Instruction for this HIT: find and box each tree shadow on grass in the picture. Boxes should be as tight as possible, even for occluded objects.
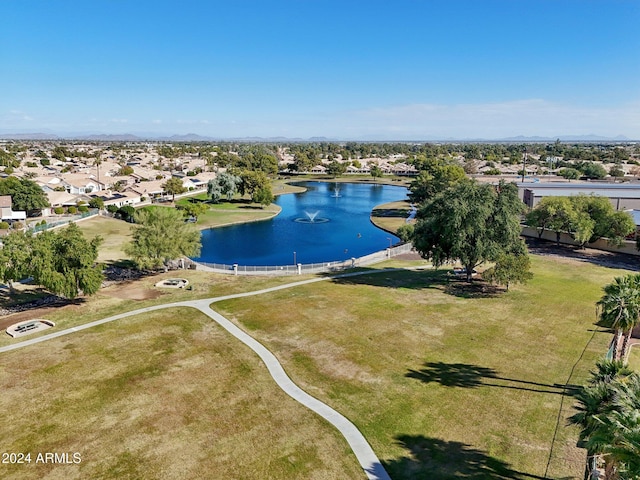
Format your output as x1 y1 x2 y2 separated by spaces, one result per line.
375 435 552 480
0 286 73 313
330 267 502 298
443 279 502 299
329 268 450 291
183 197 209 204
406 362 580 396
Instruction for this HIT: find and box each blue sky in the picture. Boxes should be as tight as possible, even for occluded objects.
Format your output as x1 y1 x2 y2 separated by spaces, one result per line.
1 0 639 139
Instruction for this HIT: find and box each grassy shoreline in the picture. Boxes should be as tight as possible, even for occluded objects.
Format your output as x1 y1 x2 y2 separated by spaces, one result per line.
79 177 411 262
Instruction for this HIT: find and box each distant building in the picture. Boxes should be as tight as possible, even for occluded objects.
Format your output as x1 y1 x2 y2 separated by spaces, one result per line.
520 182 640 210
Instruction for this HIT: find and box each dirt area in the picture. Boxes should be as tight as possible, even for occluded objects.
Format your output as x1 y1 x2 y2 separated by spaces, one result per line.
0 307 60 331
101 281 165 301
394 250 424 261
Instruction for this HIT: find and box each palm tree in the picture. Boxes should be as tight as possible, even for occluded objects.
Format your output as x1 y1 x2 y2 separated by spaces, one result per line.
593 374 640 480
570 360 634 479
597 275 640 362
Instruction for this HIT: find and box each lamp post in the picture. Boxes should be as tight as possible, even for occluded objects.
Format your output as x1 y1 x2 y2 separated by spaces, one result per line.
387 237 392 248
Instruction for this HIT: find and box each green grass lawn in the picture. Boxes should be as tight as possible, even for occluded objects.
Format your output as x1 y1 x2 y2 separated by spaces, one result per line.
78 216 133 263
77 200 281 263
0 308 363 480
0 270 314 349
1 252 629 479
213 255 624 479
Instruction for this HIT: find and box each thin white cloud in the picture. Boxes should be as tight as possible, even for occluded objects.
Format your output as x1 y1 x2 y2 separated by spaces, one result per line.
1 110 34 123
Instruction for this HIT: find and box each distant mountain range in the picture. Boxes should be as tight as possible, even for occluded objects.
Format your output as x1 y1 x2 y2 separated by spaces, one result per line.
0 132 634 143
500 134 631 142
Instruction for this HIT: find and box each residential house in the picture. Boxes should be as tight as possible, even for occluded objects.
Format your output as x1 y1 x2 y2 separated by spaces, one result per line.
60 174 105 195
0 195 27 222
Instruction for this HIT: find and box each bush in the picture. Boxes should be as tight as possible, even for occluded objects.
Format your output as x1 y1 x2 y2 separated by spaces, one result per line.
483 168 501 175
12 221 24 230
67 206 77 214
78 205 89 213
106 205 119 214
88 197 104 210
4 167 13 174
396 224 414 243
0 221 9 230
54 207 64 215
117 205 136 222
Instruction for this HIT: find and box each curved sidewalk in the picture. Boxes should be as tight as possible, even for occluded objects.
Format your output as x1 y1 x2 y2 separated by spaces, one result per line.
0 271 398 480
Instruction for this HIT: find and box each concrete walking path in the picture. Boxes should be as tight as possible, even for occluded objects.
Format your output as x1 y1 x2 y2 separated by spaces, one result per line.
0 269 407 480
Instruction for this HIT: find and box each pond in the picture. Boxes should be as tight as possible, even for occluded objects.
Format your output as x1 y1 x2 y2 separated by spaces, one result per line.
193 181 409 266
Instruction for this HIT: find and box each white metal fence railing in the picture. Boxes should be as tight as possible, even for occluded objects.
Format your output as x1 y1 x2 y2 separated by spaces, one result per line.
193 243 414 276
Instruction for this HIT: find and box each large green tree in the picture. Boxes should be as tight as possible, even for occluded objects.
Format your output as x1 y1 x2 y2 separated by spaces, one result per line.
179 202 208 221
369 165 383 181
527 195 635 248
207 172 241 203
409 164 467 204
412 180 526 282
162 177 187 202
326 160 347 177
0 176 49 215
30 223 103 299
570 195 635 246
526 197 579 245
125 207 201 269
239 170 273 204
579 162 607 180
0 231 34 293
482 253 533 291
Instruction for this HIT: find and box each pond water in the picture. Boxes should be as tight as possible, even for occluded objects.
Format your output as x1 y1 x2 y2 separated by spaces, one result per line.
193 181 408 266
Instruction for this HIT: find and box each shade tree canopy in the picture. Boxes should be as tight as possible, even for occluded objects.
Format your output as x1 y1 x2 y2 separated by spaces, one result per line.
162 177 187 201
412 180 527 282
0 176 49 215
0 224 103 299
526 195 635 247
482 253 533 291
207 171 241 203
239 170 273 206
125 207 201 269
0 230 34 293
409 163 467 204
179 201 208 221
